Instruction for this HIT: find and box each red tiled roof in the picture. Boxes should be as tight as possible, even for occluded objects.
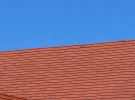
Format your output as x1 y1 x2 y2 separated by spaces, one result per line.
0 40 135 100
0 93 27 100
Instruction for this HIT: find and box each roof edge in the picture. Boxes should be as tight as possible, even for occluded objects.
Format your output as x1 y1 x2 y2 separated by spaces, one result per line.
0 39 135 53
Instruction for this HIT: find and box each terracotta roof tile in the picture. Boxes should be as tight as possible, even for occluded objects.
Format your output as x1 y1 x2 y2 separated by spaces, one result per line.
0 39 135 99
0 93 27 100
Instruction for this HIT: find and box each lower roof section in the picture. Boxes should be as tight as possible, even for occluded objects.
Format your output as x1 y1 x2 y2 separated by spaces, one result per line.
0 93 27 100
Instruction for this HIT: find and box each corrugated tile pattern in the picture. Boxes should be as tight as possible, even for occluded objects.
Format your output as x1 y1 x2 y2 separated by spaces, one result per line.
0 40 135 100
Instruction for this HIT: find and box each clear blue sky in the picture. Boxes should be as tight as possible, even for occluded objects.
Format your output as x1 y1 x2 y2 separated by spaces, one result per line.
0 0 135 51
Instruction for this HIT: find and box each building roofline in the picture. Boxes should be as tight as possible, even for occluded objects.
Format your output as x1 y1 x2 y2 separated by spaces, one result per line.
0 39 135 53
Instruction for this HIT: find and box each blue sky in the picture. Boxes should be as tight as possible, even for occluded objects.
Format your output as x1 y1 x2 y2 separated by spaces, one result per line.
0 0 135 51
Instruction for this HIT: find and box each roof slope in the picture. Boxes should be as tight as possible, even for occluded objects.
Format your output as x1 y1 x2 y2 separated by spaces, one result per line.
0 40 135 100
0 93 27 100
